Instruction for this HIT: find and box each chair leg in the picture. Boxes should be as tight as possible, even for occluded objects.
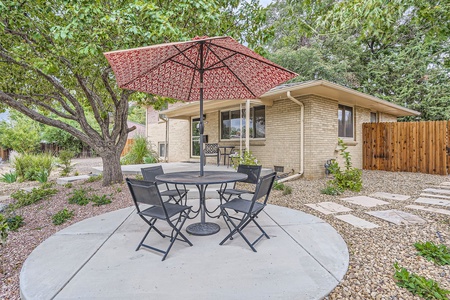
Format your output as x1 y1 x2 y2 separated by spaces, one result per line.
163 211 193 261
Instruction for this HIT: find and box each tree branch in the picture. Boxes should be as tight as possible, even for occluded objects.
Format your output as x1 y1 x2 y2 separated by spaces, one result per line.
101 67 119 107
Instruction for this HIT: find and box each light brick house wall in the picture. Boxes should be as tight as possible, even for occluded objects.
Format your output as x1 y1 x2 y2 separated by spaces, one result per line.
146 95 398 178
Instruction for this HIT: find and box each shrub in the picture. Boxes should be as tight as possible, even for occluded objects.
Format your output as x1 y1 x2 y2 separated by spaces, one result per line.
85 174 102 183
320 185 343 195
35 169 49 183
0 172 17 183
143 155 158 164
52 209 74 225
393 262 450 299
272 181 285 191
231 150 259 169
68 188 91 206
58 150 75 176
121 136 159 165
13 153 53 182
0 214 9 245
6 215 24 231
64 183 73 189
91 194 112 206
326 139 362 193
10 186 58 209
282 185 292 195
415 241 450 266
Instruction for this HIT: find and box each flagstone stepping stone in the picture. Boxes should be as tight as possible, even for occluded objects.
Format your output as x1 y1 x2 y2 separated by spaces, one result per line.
370 192 410 201
56 175 91 185
420 193 450 200
305 202 352 215
414 197 450 207
423 188 450 195
406 205 450 216
366 210 427 225
341 196 389 208
335 214 379 229
440 182 450 186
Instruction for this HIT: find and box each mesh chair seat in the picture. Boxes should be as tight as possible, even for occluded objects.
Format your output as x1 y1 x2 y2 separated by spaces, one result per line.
140 203 192 220
221 198 264 214
218 165 262 203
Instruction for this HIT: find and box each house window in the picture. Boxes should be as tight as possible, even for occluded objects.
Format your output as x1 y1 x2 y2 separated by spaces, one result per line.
370 112 378 123
220 105 265 140
158 142 166 158
338 104 353 138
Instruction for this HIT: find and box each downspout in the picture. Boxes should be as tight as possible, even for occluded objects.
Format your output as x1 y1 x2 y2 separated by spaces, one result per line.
278 91 304 183
158 114 169 162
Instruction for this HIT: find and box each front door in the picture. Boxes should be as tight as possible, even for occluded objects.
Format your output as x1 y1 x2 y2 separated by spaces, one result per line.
191 117 200 157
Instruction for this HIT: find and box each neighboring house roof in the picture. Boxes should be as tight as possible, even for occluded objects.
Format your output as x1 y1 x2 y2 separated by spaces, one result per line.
161 79 420 118
127 121 146 138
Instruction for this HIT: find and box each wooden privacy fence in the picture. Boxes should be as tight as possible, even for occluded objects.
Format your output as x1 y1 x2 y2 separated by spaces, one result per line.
363 121 450 175
121 139 134 156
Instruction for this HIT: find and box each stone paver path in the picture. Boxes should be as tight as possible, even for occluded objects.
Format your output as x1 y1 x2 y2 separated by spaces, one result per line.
366 210 427 225
341 196 389 208
406 205 450 216
305 202 352 215
414 197 450 207
423 188 450 195
370 192 410 201
334 214 379 229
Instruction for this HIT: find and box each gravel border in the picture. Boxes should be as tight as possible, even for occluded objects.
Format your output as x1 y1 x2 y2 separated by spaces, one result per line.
1 160 449 299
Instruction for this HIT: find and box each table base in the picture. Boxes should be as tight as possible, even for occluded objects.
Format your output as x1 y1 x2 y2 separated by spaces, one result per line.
186 222 220 236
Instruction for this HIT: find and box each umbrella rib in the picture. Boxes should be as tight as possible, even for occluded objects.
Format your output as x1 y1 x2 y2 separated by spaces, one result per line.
205 43 257 98
186 47 201 102
121 43 198 88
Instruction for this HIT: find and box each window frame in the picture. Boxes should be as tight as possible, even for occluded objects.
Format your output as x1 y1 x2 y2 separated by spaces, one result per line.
219 105 266 141
338 104 354 139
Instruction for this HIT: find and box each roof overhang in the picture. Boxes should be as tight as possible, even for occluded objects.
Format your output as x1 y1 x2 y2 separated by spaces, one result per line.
160 80 420 118
261 80 420 117
162 99 273 119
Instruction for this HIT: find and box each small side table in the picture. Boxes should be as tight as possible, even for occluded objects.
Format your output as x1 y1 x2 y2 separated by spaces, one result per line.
218 146 235 167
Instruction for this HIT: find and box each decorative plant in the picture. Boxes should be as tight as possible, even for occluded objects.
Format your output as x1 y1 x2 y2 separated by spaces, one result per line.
68 188 91 206
6 215 24 231
12 153 53 182
58 150 75 176
393 262 450 299
415 241 450 266
91 194 112 206
120 136 159 165
0 172 17 183
231 150 259 169
35 169 49 183
10 186 58 209
52 209 74 225
322 138 362 195
0 214 9 246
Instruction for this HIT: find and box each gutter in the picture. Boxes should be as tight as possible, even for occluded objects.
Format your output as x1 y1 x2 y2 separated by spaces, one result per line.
278 91 304 183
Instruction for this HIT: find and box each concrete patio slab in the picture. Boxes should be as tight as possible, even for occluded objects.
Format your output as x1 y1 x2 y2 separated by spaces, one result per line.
423 188 450 195
335 214 379 229
370 192 410 201
305 202 352 215
414 197 450 207
406 205 450 216
341 196 389 208
366 210 427 225
20 202 348 300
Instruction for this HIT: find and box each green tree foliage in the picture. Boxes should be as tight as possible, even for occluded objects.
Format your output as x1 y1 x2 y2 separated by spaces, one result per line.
128 104 146 125
0 0 270 186
266 0 450 120
0 111 41 153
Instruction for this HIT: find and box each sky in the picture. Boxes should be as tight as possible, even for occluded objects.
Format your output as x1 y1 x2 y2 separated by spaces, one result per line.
259 0 273 7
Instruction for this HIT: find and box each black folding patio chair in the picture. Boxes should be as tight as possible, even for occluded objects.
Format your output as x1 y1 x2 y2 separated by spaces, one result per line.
219 172 277 252
126 178 193 261
217 164 262 204
141 166 188 205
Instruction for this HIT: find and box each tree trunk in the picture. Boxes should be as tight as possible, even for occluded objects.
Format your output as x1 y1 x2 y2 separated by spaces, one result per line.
100 150 123 186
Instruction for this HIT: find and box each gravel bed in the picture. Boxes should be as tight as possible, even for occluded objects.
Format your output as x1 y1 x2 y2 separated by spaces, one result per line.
1 160 449 299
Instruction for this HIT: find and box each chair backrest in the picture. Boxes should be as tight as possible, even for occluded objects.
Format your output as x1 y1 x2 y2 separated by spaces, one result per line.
204 143 219 154
252 172 277 205
126 178 164 210
141 166 164 183
237 164 262 184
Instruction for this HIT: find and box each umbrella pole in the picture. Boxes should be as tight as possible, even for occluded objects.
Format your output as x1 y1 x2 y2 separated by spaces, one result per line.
199 42 205 176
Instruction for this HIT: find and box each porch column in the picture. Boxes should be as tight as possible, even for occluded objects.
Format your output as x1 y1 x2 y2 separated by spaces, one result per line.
246 100 250 151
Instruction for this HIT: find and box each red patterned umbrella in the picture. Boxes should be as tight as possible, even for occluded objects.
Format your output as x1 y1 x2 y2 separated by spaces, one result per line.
104 36 297 175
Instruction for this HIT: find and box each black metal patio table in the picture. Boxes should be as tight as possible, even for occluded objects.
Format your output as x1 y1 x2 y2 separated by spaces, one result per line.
155 171 247 236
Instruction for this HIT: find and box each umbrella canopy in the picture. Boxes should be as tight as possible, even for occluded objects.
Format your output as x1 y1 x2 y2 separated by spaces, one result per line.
104 36 297 175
